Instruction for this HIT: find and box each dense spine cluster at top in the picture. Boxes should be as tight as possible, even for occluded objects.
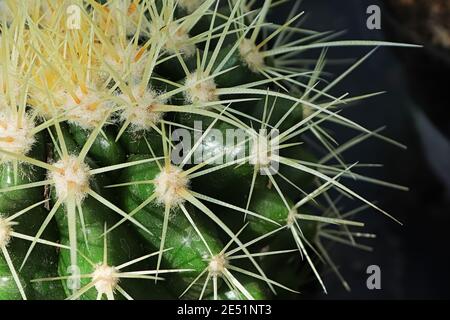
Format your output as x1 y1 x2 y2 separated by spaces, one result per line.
0 0 415 300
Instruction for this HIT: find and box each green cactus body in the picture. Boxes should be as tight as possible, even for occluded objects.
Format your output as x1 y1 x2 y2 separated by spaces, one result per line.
0 205 66 300
68 124 126 167
120 155 224 297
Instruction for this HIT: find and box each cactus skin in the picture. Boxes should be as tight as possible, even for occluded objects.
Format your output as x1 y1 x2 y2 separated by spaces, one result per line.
0 0 414 300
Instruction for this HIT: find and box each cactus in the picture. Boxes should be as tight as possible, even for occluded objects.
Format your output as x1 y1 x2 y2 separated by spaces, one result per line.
0 0 417 300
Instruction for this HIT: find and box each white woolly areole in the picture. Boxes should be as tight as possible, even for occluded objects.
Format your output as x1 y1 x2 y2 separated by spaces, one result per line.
0 217 12 247
149 21 195 57
92 264 119 294
0 112 36 161
239 38 265 73
153 166 189 207
208 254 227 277
286 208 297 227
184 72 218 103
250 134 272 168
103 44 147 83
178 0 205 13
63 87 113 129
119 86 166 131
49 156 91 203
29 86 67 118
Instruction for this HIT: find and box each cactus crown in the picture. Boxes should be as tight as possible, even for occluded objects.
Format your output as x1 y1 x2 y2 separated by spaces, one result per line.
0 217 12 247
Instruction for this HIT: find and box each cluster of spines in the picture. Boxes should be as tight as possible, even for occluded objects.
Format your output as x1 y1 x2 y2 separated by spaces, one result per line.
0 0 416 300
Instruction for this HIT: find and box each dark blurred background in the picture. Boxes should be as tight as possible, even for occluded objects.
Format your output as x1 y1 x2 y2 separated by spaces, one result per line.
270 0 450 299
